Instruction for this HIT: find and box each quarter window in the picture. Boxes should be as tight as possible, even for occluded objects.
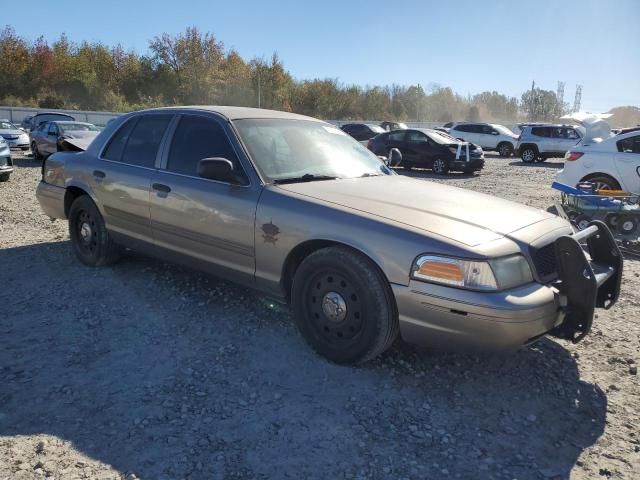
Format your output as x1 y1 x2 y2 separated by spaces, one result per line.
166 115 239 177
617 135 640 154
102 118 137 161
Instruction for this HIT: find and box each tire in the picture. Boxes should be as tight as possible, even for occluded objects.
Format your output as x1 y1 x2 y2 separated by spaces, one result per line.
616 215 638 235
498 142 513 157
0 173 10 182
432 158 450 175
520 147 537 163
68 195 120 267
291 246 398 364
573 214 591 231
31 142 42 161
605 213 620 230
581 175 621 192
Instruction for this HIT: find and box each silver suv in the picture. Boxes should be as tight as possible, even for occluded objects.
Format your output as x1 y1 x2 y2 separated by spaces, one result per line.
516 124 582 163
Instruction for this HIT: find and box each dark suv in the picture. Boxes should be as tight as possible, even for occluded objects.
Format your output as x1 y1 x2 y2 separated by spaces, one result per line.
368 128 484 174
516 124 582 163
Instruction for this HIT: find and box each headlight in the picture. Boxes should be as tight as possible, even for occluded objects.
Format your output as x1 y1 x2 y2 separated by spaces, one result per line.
411 254 533 291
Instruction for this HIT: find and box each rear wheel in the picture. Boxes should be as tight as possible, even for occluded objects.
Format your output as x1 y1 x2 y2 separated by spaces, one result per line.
68 195 120 267
498 142 513 157
432 158 450 175
581 175 621 192
0 173 10 182
520 147 537 163
291 246 398 364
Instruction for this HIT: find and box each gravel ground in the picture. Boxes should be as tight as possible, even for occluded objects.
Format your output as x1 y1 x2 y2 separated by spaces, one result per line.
1 151 639 480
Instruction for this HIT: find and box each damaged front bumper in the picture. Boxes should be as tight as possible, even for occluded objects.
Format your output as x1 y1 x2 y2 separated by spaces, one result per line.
392 220 622 350
548 220 622 343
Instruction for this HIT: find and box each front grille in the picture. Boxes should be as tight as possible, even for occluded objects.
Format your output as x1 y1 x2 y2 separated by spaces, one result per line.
2 135 19 140
531 243 558 279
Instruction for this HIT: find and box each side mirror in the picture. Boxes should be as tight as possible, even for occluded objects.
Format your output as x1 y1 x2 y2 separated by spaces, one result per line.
387 148 402 167
197 157 235 182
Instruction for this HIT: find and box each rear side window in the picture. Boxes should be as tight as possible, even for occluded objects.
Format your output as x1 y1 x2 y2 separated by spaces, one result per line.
166 115 239 176
406 131 428 143
617 135 640 154
121 114 173 168
531 127 550 137
102 118 137 161
389 131 405 141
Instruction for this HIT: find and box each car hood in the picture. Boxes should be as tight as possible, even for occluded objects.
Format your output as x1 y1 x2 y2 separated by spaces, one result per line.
276 175 555 247
0 129 26 136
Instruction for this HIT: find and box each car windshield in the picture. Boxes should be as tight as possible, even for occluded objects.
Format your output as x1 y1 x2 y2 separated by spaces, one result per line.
58 123 100 133
0 121 19 130
234 119 392 182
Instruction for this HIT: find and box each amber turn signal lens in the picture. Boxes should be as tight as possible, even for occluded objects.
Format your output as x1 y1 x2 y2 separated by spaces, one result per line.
416 261 464 283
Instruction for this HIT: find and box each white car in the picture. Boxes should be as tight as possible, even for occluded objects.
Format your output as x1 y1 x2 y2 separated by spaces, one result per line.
0 119 30 150
555 130 640 193
447 122 519 157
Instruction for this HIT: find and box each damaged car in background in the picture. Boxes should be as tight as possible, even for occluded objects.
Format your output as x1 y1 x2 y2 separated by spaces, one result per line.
30 121 101 160
36 107 622 364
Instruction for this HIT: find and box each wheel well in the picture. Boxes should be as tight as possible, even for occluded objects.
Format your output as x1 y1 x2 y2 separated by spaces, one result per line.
497 141 513 149
64 186 88 217
519 143 538 153
580 173 622 189
280 240 390 303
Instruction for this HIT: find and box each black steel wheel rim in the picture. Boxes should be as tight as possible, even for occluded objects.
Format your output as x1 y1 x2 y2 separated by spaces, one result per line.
305 271 364 344
75 209 98 257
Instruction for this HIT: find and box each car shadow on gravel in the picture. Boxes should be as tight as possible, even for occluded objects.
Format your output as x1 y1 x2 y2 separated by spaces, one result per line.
12 155 41 168
0 241 607 480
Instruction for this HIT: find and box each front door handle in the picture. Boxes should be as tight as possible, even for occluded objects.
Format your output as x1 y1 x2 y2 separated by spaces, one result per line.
93 170 106 181
152 183 171 194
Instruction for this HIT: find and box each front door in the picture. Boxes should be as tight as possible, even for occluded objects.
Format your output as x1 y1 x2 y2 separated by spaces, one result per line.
403 130 431 167
149 113 259 285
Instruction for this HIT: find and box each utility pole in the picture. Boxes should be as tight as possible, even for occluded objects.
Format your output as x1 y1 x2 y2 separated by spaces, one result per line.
573 85 582 113
257 67 261 109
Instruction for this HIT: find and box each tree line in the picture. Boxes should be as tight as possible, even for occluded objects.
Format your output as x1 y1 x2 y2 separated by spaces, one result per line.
1 26 567 122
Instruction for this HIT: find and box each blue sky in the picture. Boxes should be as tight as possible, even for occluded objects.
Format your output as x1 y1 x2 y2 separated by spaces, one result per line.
6 0 639 112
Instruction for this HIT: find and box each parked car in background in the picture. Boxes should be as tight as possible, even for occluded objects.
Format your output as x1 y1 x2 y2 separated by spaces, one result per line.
0 119 30 150
0 137 13 182
35 106 621 364
30 121 100 160
368 128 484 174
340 123 386 144
20 116 33 131
617 126 640 135
555 130 640 192
448 122 519 157
380 121 408 131
516 124 582 163
27 112 75 132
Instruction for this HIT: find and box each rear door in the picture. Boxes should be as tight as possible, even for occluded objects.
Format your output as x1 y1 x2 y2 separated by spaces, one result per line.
614 134 640 193
149 113 259 284
92 113 173 246
531 127 552 153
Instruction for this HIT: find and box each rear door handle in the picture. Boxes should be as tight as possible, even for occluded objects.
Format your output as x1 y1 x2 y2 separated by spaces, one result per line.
152 183 171 194
93 170 106 181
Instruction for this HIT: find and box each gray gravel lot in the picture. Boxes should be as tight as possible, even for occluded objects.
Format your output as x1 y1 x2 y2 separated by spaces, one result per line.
1 151 639 480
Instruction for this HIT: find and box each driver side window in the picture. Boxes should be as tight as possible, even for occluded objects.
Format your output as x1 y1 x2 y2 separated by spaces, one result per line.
617 135 640 154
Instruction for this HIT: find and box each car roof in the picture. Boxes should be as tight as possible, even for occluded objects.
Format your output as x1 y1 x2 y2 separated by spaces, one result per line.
33 112 74 117
140 106 322 122
51 121 92 125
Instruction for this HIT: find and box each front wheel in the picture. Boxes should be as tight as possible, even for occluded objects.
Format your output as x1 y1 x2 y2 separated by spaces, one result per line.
291 246 398 364
432 158 450 175
0 173 10 182
616 216 638 235
520 148 537 163
68 195 120 267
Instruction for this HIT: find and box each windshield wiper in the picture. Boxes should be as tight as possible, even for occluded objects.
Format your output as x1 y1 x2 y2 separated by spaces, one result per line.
273 174 338 185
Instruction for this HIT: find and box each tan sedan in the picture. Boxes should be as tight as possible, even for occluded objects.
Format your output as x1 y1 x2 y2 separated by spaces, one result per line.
36 107 622 364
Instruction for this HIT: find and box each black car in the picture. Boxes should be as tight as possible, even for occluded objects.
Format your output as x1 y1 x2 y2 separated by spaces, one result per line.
368 128 485 174
380 121 408 131
340 123 386 142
